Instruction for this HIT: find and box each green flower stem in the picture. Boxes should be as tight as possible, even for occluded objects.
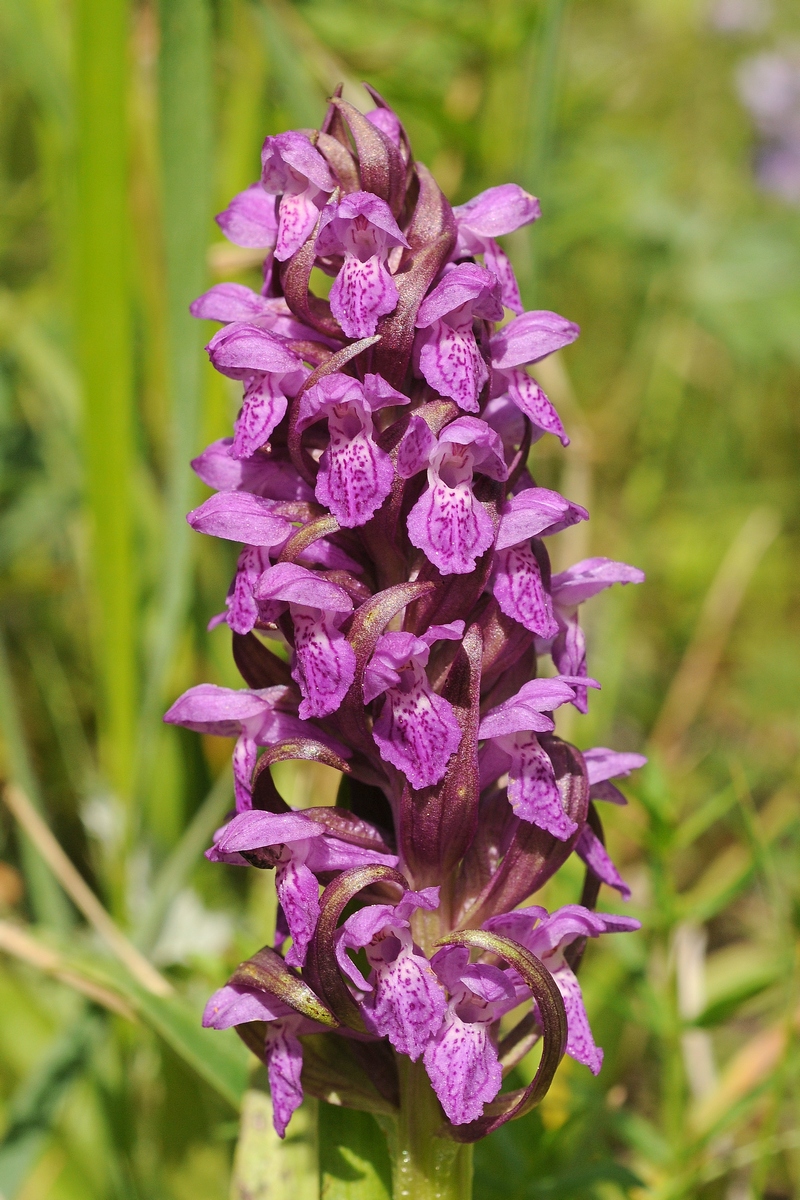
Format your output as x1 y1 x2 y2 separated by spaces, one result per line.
388 1058 472 1200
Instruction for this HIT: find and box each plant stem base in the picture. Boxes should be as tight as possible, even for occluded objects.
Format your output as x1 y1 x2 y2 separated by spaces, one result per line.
386 1057 473 1200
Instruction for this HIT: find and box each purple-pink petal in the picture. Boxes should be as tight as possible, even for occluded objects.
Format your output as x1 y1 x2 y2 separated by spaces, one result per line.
575 827 632 900
503 733 578 840
266 1023 305 1137
206 323 304 380
499 367 568 445
490 310 580 371
254 563 354 612
215 183 277 248
496 488 588 550
417 320 489 412
492 543 559 638
551 558 646 607
415 263 503 328
190 283 274 323
407 480 495 576
365 950 447 1061
329 254 399 339
291 608 357 720
551 965 603 1075
454 184 541 240
186 492 292 547
583 747 647 785
232 376 289 459
277 855 321 967
203 983 291 1029
371 674 462 789
261 132 335 196
423 1015 502 1125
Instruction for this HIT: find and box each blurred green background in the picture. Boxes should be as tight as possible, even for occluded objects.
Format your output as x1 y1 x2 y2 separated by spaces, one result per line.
0 0 798 1197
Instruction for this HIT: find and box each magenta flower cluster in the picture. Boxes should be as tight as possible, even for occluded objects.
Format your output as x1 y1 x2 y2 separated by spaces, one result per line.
165 88 645 1142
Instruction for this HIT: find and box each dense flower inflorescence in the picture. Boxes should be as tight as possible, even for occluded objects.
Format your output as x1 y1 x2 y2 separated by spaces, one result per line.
166 87 646 1143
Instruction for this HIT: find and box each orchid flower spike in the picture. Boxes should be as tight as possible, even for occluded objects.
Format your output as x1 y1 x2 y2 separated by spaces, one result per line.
171 87 645 1147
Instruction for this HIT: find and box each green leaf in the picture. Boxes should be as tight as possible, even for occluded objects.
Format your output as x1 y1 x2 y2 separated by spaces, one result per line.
319 1103 392 1200
0 1012 98 1198
231 1084 318 1200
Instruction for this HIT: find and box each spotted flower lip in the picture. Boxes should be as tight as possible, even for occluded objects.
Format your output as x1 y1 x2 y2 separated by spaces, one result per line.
297 371 407 526
335 886 445 1059
315 191 409 338
174 89 646 1144
253 563 356 720
260 131 335 261
414 263 504 412
400 415 508 576
364 623 464 789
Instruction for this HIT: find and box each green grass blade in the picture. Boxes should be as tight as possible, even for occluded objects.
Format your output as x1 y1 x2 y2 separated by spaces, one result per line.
319 1105 392 1200
135 767 233 953
75 0 137 807
0 628 70 928
135 0 213 809
0 1012 98 1199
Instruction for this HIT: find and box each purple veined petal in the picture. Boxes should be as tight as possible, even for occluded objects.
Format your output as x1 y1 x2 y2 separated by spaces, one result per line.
490 310 580 371
363 641 411 705
215 810 323 853
460 963 519 1014
366 106 403 146
164 683 286 735
492 543 559 638
393 885 441 923
496 487 588 550
202 983 292 1029
481 905 548 944
590 780 628 806
371 670 462 790
499 367 568 445
429 944 471 993
329 254 400 339
191 439 314 502
190 282 274 323
206 322 303 379
362 372 409 410
396 414 437 478
482 239 524 315
255 562 354 613
261 131 335 195
266 1022 305 1137
216 183 277 248
454 184 541 240
551 965 603 1075
275 187 326 262
439 416 508 481
420 619 465 647
416 262 504 328
316 413 394 528
296 536 364 575
227 546 272 635
478 737 512 791
552 616 589 713
304 838 398 873
575 826 632 900
186 492 293 547
551 558 646 607
232 732 259 811
417 320 488 413
482 393 528 458
364 947 448 1061
583 747 648 785
315 191 409 258
502 733 578 840
423 1013 503 1125
277 853 321 967
290 607 357 720
478 677 586 739
527 904 639 957
232 376 290 460
407 480 495 576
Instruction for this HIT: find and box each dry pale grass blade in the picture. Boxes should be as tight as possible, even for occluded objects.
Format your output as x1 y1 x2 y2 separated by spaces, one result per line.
675 923 717 1102
690 1018 797 1137
0 920 136 1021
650 507 780 765
2 784 172 997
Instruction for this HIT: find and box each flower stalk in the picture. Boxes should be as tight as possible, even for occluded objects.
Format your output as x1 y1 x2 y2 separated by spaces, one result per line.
165 84 647 1198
